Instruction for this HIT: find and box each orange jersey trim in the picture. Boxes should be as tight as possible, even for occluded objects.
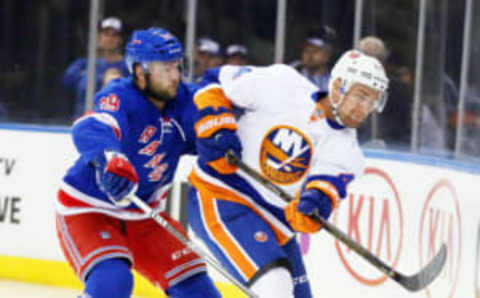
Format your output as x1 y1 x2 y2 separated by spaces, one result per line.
197 191 257 280
207 157 238 175
305 180 340 209
195 113 237 138
194 85 232 111
310 101 328 122
189 170 291 246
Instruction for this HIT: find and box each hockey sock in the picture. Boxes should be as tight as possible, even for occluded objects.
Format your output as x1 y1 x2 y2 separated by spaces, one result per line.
84 258 133 298
166 272 222 298
283 238 313 298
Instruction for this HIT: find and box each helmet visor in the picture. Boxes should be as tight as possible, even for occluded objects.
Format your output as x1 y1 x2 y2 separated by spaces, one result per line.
148 59 183 74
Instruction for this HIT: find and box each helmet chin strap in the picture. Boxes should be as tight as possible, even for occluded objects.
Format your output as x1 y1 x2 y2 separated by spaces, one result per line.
331 104 344 126
329 85 346 126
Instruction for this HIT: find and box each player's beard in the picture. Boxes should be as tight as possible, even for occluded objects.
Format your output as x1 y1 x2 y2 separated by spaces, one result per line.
145 75 178 103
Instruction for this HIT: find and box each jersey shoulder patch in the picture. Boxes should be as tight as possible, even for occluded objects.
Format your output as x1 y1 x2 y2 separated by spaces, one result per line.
94 78 136 114
98 93 121 112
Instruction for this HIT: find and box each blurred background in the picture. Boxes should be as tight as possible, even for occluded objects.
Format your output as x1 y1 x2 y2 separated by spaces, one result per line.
1 0 479 161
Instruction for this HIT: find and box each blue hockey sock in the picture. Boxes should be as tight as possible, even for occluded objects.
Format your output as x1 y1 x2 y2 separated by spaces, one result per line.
167 272 222 298
84 258 133 298
283 238 313 298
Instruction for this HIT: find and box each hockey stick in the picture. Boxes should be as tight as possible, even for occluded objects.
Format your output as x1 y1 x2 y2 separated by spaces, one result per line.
225 150 447 292
127 194 259 298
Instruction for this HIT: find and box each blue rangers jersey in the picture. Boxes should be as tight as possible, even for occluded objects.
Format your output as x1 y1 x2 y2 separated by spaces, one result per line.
57 77 198 220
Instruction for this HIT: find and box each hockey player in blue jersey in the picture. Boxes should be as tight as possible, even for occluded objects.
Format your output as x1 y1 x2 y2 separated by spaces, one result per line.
55 27 222 298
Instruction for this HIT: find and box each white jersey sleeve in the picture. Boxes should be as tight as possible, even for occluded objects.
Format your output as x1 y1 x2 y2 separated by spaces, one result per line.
216 65 259 110
310 128 365 179
217 64 317 112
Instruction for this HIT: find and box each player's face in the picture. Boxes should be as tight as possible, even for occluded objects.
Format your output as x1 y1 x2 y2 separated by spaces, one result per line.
147 60 182 100
338 83 381 128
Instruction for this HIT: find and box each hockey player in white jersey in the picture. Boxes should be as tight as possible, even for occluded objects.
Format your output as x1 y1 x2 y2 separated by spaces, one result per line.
187 50 389 297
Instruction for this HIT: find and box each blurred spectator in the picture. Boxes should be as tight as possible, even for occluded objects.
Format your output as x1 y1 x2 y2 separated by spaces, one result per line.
225 44 248 65
194 37 223 82
396 66 414 86
356 36 414 149
357 36 449 153
62 16 129 119
291 25 335 93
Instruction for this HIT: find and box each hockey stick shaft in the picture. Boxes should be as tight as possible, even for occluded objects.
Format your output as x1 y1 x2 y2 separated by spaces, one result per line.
127 194 259 298
225 152 397 276
226 150 446 291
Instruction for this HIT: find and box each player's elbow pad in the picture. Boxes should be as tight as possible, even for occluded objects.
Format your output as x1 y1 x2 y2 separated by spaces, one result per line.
72 119 122 162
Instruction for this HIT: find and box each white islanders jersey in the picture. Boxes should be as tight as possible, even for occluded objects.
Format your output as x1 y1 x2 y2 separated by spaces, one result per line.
196 64 365 208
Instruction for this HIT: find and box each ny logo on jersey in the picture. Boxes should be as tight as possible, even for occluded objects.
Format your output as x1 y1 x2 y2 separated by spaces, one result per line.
259 125 312 185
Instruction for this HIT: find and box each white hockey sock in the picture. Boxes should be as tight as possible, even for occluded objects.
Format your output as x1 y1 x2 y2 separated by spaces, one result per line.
250 267 294 298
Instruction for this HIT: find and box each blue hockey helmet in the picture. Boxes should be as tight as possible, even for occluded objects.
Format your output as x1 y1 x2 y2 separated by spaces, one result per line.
125 27 184 74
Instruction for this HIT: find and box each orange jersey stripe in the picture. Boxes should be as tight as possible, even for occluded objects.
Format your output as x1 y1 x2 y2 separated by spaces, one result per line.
207 157 238 175
194 85 232 111
197 191 257 280
189 170 291 246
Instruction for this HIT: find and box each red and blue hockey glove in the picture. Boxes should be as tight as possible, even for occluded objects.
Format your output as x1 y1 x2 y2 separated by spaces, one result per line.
196 129 243 174
93 151 138 207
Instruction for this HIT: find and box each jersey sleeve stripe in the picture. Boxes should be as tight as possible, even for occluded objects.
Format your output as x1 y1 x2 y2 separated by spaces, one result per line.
73 112 122 140
193 84 232 111
194 113 237 138
305 180 340 209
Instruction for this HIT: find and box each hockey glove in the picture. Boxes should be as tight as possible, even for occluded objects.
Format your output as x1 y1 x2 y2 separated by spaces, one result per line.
297 188 333 219
196 130 243 174
285 198 321 234
93 151 138 207
285 189 332 234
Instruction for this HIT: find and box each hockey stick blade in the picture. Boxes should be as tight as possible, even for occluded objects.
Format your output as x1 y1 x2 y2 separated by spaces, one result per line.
392 243 447 292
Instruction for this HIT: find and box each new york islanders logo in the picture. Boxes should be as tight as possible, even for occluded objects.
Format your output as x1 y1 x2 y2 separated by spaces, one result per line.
259 125 312 185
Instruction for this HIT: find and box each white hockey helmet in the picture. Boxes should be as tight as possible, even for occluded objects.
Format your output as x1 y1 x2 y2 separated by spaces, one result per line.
328 50 389 116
